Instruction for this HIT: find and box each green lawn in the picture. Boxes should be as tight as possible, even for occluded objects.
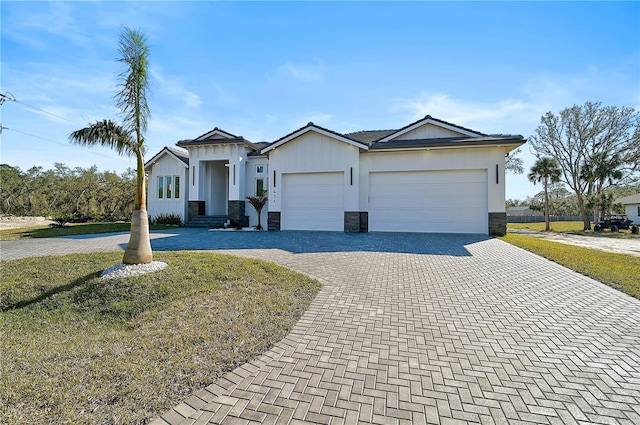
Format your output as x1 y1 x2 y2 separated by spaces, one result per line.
500 234 640 299
0 222 179 241
508 221 638 238
0 252 321 425
507 221 588 232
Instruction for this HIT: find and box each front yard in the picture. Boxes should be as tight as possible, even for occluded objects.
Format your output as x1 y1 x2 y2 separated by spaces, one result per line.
0 251 321 425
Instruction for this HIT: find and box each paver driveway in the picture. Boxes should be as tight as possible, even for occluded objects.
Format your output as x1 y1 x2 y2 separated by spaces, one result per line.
2 229 639 424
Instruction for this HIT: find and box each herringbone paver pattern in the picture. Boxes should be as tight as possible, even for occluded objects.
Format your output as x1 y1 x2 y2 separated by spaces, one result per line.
2 230 639 424
148 235 640 425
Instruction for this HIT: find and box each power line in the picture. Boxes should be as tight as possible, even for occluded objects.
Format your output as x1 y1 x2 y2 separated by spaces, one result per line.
15 99 85 127
2 126 129 163
1 91 86 127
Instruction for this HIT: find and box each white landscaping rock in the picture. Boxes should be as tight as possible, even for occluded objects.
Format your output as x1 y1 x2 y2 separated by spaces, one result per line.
101 261 168 279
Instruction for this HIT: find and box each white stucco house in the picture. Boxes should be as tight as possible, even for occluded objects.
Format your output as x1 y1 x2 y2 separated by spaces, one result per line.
616 194 640 224
145 115 525 235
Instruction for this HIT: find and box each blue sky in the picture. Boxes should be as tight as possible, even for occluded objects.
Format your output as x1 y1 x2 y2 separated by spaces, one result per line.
1 1 638 200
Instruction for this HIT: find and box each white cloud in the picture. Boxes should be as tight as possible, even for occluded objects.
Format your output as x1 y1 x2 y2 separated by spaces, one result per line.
389 93 532 134
151 69 203 109
280 60 325 82
6 2 98 53
389 64 639 139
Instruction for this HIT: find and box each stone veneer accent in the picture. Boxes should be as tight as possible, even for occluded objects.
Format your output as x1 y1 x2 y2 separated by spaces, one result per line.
359 212 368 233
344 212 369 233
228 200 249 227
268 212 281 231
188 201 206 220
489 212 507 236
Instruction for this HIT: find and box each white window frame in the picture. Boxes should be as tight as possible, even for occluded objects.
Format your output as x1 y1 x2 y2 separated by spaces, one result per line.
255 177 266 196
256 165 265 174
158 175 181 199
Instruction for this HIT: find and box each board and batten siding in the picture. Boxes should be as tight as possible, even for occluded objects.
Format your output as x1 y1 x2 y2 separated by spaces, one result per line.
268 131 360 215
147 154 188 222
359 147 506 214
389 123 466 140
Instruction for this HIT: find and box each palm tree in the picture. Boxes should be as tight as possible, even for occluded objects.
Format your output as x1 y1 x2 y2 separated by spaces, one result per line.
246 195 268 230
528 157 562 231
69 27 152 264
580 152 624 222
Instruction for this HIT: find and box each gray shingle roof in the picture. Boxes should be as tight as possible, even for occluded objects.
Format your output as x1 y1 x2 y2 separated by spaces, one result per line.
368 135 525 150
616 194 640 205
345 130 396 145
166 147 189 165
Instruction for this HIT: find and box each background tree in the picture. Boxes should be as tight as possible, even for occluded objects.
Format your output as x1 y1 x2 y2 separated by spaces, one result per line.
528 157 561 231
580 152 623 222
0 165 29 216
69 27 152 264
529 101 640 230
505 147 524 174
0 163 135 221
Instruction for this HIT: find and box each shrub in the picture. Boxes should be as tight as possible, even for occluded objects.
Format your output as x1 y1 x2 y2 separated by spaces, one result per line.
151 213 183 226
50 214 73 228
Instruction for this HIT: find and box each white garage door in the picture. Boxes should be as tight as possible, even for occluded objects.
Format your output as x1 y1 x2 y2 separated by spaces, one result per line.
369 170 488 234
281 172 344 231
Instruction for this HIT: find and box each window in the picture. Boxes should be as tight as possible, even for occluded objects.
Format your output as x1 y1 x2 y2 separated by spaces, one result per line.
256 165 264 174
637 206 640 216
256 178 265 196
158 176 164 199
158 175 181 199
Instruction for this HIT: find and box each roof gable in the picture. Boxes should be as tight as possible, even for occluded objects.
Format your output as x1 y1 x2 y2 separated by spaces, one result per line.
176 126 262 151
378 115 486 142
194 127 237 140
261 122 369 154
145 147 189 170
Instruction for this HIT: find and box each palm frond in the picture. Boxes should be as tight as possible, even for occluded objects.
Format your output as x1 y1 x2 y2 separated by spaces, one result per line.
116 27 151 147
69 120 136 158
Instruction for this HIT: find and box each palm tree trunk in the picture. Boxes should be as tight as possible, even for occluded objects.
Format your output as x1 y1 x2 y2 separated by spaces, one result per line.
123 207 153 264
543 179 550 231
123 151 152 264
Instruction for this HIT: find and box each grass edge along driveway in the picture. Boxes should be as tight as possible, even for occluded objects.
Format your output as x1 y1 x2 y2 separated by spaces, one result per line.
0 251 321 425
0 222 179 241
500 233 640 300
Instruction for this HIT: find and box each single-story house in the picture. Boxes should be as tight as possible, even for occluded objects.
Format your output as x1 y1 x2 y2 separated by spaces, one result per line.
506 206 543 217
616 194 640 224
145 115 525 235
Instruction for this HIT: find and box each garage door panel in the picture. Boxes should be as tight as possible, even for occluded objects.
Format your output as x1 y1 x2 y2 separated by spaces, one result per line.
369 170 487 234
282 172 344 231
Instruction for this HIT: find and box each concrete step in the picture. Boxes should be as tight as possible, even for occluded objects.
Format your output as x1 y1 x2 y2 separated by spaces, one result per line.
186 215 228 228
